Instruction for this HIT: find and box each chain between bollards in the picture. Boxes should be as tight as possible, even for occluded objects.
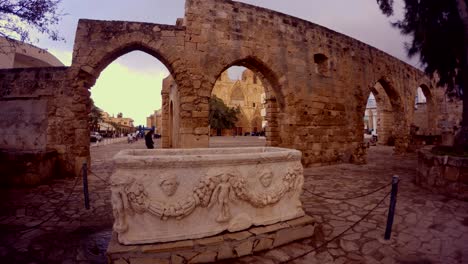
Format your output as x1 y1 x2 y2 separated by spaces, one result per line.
82 162 90 210
384 175 399 240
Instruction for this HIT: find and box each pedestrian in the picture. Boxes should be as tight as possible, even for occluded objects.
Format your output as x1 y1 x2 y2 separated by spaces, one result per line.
145 130 155 149
127 133 133 144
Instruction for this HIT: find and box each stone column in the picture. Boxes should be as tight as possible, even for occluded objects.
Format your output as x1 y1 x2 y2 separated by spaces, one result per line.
372 110 378 134
265 99 280 146
178 94 210 148
161 92 170 148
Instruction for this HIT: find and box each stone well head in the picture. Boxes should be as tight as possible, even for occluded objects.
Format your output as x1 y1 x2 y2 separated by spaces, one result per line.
111 147 305 245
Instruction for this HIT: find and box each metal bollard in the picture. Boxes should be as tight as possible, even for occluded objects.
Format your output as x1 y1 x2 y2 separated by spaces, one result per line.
384 175 399 240
83 162 90 210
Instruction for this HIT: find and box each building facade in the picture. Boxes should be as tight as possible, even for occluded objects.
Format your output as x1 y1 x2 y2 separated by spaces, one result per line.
147 109 163 133
210 69 266 136
100 112 134 135
0 37 64 69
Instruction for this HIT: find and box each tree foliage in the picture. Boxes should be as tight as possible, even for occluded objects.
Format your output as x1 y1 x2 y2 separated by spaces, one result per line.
89 99 103 132
377 0 468 148
0 0 64 44
209 95 240 131
378 0 465 92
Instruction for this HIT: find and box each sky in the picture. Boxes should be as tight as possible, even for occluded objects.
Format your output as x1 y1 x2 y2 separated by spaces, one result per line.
32 0 417 126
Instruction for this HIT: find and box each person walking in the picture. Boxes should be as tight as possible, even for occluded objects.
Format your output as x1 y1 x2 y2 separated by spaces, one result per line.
145 130 155 149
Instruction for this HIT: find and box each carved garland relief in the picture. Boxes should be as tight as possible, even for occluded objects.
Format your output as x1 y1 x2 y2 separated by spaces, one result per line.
111 163 303 233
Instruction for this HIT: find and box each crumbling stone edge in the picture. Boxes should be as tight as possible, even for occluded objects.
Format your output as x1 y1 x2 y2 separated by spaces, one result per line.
107 215 316 263
416 147 468 201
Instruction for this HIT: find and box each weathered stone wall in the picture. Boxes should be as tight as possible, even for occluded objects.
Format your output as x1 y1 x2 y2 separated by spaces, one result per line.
146 110 162 134
180 0 432 165
433 86 463 134
2 0 455 177
0 67 84 177
169 78 181 148
413 104 430 135
417 147 468 201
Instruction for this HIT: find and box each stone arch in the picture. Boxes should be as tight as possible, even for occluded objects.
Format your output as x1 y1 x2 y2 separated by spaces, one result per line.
412 83 436 135
210 56 286 146
368 83 394 145
361 76 407 151
77 42 178 85
212 56 286 111
70 40 184 172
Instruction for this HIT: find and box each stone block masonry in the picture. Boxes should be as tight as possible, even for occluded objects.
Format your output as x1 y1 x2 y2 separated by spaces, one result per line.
0 0 448 178
0 149 57 186
107 215 316 263
417 147 468 201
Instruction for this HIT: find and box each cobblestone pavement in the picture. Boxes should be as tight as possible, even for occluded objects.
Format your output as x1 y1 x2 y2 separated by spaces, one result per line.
0 138 467 264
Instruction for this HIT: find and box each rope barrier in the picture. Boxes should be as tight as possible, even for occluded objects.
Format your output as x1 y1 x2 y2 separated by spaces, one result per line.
17 162 107 232
304 182 392 201
281 190 392 263
88 169 109 184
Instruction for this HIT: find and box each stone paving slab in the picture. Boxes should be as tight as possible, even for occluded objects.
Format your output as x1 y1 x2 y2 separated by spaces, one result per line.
0 139 467 263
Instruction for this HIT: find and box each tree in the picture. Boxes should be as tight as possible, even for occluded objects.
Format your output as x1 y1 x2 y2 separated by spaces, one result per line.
209 95 240 134
376 0 468 150
0 0 64 45
89 99 103 132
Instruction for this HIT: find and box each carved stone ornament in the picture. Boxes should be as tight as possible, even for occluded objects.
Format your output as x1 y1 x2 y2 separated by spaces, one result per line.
259 169 273 188
159 174 179 197
111 147 305 245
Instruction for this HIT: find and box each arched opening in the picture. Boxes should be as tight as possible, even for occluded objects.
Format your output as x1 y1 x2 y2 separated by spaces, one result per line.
363 92 378 138
413 85 433 134
411 84 437 145
209 58 283 147
364 79 403 147
86 48 172 159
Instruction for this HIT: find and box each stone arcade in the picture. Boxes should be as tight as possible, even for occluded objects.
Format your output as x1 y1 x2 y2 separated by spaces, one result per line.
1 0 465 263
0 0 450 180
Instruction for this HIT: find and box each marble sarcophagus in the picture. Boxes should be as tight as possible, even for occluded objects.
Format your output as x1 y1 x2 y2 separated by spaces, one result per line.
111 147 305 245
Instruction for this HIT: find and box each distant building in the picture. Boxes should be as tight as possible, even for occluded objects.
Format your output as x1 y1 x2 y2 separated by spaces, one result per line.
364 95 377 135
0 37 64 68
364 87 430 137
147 109 162 133
210 69 266 136
99 112 134 135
